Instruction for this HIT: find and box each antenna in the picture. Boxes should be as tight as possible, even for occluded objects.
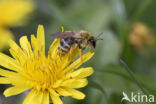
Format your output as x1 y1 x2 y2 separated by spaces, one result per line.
97 38 103 40
96 32 104 40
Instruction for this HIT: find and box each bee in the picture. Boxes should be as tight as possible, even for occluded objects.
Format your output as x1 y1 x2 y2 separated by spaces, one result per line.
52 30 103 60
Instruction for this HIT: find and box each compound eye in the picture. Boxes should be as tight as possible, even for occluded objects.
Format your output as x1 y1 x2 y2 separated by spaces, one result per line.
90 38 96 48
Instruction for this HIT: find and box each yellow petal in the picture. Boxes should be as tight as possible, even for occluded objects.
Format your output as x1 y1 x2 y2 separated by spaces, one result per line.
0 68 32 86
65 88 85 100
4 86 31 97
10 77 33 87
0 77 10 84
48 39 60 59
9 39 26 56
0 68 17 77
42 92 49 104
50 89 63 104
53 80 63 88
0 53 19 71
49 89 59 96
31 34 39 58
23 90 45 104
70 67 94 79
56 87 71 96
61 79 88 88
20 36 28 53
23 89 35 104
64 52 94 74
29 91 43 104
19 36 33 57
58 47 79 70
50 95 63 104
37 25 45 56
9 40 27 66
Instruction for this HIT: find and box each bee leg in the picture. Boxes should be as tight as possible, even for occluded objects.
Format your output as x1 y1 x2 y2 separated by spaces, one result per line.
89 44 93 53
68 46 75 61
79 49 83 62
57 48 62 57
68 48 72 61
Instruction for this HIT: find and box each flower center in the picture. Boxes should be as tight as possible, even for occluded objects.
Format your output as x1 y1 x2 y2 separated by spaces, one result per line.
25 56 60 90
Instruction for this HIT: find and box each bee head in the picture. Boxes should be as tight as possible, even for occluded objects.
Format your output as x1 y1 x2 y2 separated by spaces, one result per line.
89 36 96 48
89 32 104 48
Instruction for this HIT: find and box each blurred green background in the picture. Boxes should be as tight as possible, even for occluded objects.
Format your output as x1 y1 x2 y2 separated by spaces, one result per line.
0 0 156 104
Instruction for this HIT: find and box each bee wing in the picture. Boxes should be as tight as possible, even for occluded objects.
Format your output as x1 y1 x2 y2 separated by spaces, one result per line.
52 32 82 39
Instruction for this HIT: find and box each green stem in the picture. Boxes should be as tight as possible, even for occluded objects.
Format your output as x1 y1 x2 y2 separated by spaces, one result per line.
120 59 148 95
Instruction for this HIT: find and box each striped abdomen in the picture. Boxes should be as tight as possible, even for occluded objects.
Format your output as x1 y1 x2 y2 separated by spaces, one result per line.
58 38 75 55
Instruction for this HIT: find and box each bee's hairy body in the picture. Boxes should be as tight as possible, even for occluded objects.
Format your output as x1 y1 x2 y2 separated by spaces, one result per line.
52 31 97 56
58 38 75 55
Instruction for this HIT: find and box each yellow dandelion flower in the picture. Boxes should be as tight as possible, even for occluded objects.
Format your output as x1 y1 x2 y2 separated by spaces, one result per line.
0 27 14 51
0 0 34 26
0 25 94 104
